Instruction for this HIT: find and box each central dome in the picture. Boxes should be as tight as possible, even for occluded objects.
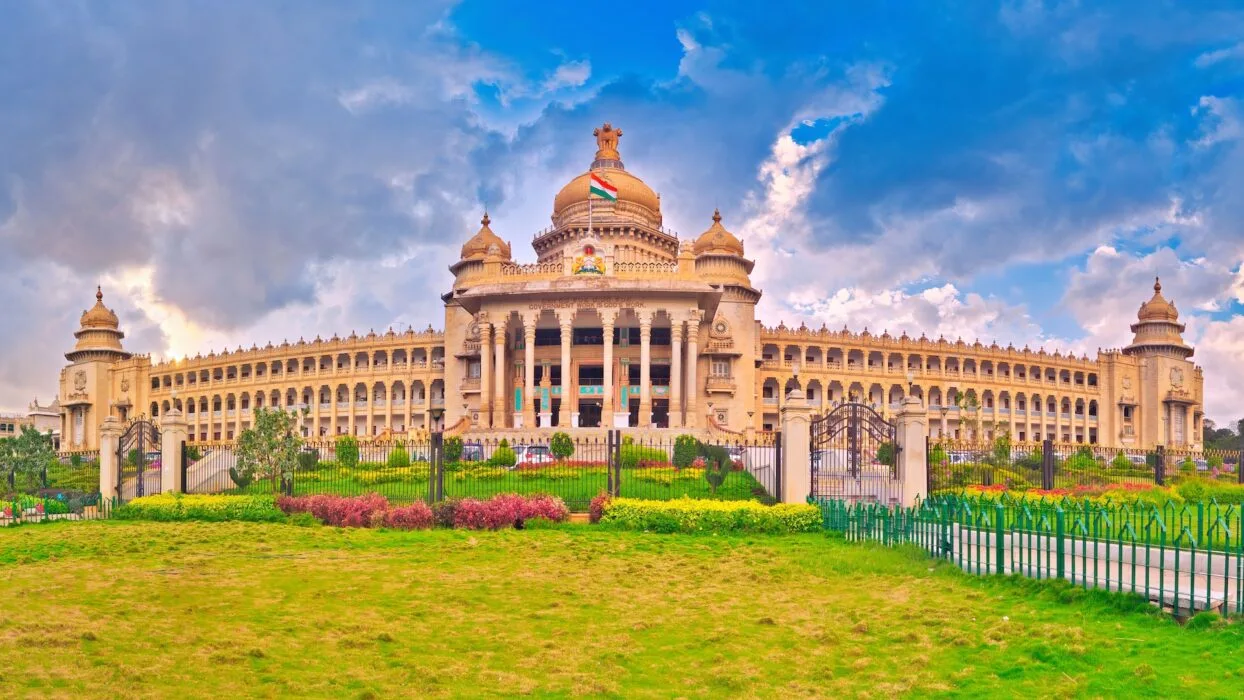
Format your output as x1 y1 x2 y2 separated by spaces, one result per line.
551 123 661 228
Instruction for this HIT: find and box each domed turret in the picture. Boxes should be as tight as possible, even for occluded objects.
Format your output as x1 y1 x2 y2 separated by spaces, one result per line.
80 286 120 329
1124 277 1193 358
1137 277 1179 322
459 213 512 261
66 287 130 362
693 209 745 257
550 123 662 229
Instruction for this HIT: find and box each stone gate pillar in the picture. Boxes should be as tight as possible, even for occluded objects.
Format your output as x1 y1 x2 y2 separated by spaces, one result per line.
779 387 813 504
895 396 929 507
99 416 123 504
160 409 189 494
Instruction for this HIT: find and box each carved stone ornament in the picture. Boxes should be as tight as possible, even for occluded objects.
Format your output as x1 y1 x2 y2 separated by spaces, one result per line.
710 315 731 338
73 370 87 392
573 244 605 275
1170 367 1184 388
1122 377 1132 390
120 378 130 393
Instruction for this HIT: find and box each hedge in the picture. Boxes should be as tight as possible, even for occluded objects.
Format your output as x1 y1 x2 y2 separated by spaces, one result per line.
114 494 287 522
598 497 821 534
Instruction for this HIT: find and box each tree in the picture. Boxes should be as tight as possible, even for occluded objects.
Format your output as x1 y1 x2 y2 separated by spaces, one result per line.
443 436 464 462
234 408 303 492
989 434 1012 467
953 392 981 441
549 432 575 461
672 434 698 468
336 435 360 469
387 442 411 468
876 441 897 467
0 427 55 492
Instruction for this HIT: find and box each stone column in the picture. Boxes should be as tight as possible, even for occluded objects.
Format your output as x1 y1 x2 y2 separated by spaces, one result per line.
670 315 684 428
940 410 948 440
601 309 618 430
384 384 393 435
99 416 123 504
523 314 537 429
159 409 188 494
558 311 573 428
638 310 653 428
779 387 813 504
313 391 323 438
895 397 929 507
685 310 702 428
479 317 492 429
494 323 506 428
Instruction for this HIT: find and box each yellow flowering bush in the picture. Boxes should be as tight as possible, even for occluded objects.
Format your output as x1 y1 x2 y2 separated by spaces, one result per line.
599 497 821 534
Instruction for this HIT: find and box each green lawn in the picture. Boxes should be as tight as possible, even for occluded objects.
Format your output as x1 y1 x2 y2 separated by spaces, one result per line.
237 466 769 509
0 522 1241 696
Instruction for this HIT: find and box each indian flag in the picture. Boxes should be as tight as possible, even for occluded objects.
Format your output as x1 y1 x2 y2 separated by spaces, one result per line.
589 173 618 201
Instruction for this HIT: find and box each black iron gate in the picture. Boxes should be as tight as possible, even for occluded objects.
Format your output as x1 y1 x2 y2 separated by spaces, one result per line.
117 419 161 502
810 402 900 504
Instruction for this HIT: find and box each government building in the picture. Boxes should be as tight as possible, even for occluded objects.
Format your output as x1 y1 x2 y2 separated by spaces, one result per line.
55 124 1205 452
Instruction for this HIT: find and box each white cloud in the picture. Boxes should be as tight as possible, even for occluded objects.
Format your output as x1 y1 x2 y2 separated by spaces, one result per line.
1195 43 1244 68
543 60 591 92
1063 246 1244 422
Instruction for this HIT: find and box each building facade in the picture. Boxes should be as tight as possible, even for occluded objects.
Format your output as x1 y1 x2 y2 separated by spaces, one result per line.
56 124 1205 451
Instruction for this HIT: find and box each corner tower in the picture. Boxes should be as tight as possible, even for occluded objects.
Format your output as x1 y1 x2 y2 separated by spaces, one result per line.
1106 278 1203 449
60 287 132 449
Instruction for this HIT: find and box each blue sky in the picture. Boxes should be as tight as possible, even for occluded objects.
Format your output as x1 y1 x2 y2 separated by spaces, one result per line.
1 0 1243 422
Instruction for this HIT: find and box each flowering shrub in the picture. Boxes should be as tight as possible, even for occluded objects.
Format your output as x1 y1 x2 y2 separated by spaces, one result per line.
633 467 705 486
277 493 389 527
378 502 435 530
589 492 611 524
431 499 460 528
949 481 1185 507
452 493 570 530
116 494 286 522
599 497 821 534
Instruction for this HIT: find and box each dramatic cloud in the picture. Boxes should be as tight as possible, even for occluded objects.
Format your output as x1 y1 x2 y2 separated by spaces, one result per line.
1 0 1242 426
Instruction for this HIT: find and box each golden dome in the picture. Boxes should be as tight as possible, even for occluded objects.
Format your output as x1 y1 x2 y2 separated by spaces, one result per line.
459 213 512 261
693 209 745 256
551 124 661 225
80 286 120 329
1137 277 1179 322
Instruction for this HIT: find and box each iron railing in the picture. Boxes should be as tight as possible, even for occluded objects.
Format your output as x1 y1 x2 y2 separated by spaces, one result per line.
814 494 1244 617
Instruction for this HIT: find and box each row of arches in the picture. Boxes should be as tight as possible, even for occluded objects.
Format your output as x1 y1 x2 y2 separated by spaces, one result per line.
150 348 445 390
760 345 1099 388
150 380 447 418
761 379 1099 416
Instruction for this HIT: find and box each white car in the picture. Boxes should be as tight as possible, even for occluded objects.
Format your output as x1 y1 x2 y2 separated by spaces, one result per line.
513 444 554 467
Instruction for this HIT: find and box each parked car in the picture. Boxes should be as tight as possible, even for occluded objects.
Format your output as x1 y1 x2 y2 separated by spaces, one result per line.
513 444 554 467
1128 455 1148 467
143 451 162 469
1195 459 1209 471
460 442 485 462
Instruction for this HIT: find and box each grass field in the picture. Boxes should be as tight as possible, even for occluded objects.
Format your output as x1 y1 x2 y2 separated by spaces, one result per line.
234 465 769 509
0 522 1241 697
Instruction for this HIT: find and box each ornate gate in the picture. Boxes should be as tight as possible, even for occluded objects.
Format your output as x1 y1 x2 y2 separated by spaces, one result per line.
810 402 900 504
117 419 162 502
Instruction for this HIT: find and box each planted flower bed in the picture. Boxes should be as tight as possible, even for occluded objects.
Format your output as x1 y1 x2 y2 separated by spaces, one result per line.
235 456 767 510
276 492 570 530
593 495 821 535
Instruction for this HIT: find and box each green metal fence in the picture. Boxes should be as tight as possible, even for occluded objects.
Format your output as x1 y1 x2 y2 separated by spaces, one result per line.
813 494 1244 617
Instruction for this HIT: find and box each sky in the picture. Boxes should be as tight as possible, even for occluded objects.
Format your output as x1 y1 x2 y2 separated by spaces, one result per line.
1 0 1243 424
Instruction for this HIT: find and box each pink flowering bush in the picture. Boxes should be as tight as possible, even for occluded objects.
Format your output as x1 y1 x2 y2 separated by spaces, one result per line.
276 493 390 528
589 491 611 524
379 502 435 530
453 493 570 530
277 492 565 530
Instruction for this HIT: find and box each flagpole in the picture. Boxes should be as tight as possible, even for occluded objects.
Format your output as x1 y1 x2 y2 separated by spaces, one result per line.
587 174 593 240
